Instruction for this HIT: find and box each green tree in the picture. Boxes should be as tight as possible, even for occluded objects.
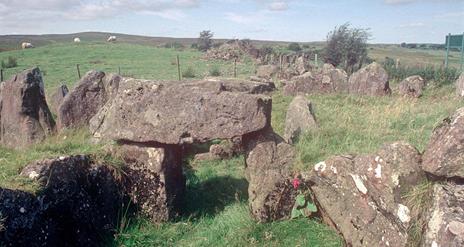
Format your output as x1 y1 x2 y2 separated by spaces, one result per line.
325 23 371 73
197 30 214 52
288 42 302 52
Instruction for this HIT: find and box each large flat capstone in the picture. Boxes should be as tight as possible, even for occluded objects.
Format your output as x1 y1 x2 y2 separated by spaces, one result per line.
90 78 272 144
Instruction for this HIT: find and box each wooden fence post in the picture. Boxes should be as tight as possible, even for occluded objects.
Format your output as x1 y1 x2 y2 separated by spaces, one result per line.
118 66 121 75
0 69 3 82
76 64 81 79
234 58 237 78
176 55 181 81
445 33 451 69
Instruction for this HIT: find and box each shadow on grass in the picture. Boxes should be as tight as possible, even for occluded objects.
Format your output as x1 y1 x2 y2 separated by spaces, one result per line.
181 173 248 219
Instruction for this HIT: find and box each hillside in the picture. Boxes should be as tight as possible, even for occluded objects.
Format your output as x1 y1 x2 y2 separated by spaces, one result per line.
0 32 306 51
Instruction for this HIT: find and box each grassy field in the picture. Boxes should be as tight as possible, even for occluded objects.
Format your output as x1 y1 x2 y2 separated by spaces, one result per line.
0 42 463 246
368 45 462 69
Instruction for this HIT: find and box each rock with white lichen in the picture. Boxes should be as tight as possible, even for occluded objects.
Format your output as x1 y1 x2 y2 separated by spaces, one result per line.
422 107 464 179
305 141 425 247
423 183 464 247
456 73 464 97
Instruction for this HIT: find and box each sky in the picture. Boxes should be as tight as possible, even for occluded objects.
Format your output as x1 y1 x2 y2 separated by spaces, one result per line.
0 0 463 43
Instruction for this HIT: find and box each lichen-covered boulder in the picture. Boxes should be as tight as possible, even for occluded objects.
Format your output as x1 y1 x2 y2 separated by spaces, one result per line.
422 107 464 178
49 84 69 113
398 75 425 98
0 68 55 149
57 70 121 129
244 130 296 222
306 142 425 247
456 73 464 97
348 62 391 96
423 183 464 247
116 144 185 222
284 96 318 144
90 79 272 144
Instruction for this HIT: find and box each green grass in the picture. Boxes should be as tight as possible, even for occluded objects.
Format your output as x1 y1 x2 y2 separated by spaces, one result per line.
1 42 463 246
115 158 342 247
0 42 256 98
271 84 463 170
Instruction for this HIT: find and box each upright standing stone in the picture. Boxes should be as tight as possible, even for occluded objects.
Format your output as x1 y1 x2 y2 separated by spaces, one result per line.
57 71 121 129
0 68 55 148
49 84 69 113
116 144 185 222
245 130 296 222
284 96 318 144
348 62 391 96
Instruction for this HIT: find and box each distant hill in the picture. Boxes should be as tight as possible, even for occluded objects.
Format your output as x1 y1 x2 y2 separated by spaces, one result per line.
0 31 321 51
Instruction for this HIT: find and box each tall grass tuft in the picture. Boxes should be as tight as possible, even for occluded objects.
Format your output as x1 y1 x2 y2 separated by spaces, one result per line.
182 66 196 78
1 56 18 69
382 57 459 86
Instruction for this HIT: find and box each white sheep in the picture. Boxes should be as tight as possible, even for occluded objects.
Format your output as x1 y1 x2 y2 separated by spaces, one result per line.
107 36 117 42
74 37 81 43
21 42 34 49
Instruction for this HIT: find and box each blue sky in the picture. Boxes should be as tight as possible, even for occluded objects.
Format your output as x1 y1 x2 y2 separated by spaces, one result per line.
0 0 463 43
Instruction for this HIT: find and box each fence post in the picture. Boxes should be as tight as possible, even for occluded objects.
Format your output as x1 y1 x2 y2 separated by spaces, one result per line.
314 53 318 68
461 32 464 71
176 55 181 81
234 58 237 78
118 66 121 75
445 33 451 69
0 69 3 82
76 64 81 79
279 54 283 73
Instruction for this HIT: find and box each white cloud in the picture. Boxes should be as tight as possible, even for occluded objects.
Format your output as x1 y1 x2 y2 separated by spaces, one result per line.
398 22 426 28
0 0 199 24
269 1 289 11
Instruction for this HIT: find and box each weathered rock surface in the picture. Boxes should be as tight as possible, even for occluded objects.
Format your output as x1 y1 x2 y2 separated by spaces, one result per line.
57 70 121 129
245 130 296 222
115 143 185 222
422 107 464 179
49 84 69 113
348 62 390 96
203 78 275 94
284 96 317 144
456 73 464 97
423 183 464 247
282 64 348 96
90 78 272 144
256 65 279 79
0 68 55 149
295 56 308 75
398 75 425 98
0 155 125 247
193 139 243 162
306 142 425 247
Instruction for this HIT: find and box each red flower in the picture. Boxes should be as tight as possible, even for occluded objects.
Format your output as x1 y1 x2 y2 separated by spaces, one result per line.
292 178 300 189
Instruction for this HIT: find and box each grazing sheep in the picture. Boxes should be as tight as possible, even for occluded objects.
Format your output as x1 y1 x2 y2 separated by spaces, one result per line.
107 36 117 42
74 37 81 43
21 42 34 49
